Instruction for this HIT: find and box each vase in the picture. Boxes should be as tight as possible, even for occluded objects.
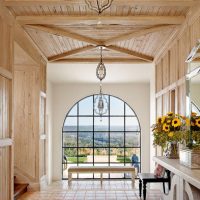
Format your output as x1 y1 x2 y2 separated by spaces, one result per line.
165 141 179 159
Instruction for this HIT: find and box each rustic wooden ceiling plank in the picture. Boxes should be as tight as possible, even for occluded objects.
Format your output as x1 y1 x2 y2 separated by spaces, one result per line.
17 15 185 26
106 45 153 62
104 24 178 46
3 0 195 7
25 24 100 45
48 45 95 61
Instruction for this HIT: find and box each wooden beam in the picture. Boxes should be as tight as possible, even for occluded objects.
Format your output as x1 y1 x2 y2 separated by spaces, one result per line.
3 0 195 7
105 25 178 46
48 45 96 62
17 15 185 26
52 58 149 64
25 25 100 45
106 45 153 62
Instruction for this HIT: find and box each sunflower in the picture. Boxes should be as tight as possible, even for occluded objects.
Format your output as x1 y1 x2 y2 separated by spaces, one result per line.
196 118 200 128
157 117 162 124
167 120 171 124
192 112 197 117
163 124 170 132
186 118 190 126
161 116 166 123
167 112 173 116
172 118 181 127
168 132 174 137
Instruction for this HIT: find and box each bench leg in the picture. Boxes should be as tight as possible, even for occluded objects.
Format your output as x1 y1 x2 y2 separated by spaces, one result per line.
68 173 72 187
143 181 147 200
100 173 103 185
139 179 142 197
131 172 135 188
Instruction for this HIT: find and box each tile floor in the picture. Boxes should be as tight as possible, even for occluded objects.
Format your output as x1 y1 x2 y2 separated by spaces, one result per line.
19 180 163 200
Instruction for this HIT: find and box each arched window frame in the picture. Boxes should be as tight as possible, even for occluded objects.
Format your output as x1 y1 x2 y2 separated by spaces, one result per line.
62 94 141 180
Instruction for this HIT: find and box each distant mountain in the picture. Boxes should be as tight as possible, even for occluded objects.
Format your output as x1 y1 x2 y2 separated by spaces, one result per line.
63 125 140 132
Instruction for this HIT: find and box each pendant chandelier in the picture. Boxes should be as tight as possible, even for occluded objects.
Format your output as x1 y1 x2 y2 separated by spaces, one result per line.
85 0 114 14
94 46 108 120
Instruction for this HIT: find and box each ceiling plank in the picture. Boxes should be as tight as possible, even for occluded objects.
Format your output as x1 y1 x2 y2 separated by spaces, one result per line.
52 58 149 64
104 25 178 46
25 25 100 46
48 45 96 62
106 45 153 62
3 0 195 7
18 15 185 26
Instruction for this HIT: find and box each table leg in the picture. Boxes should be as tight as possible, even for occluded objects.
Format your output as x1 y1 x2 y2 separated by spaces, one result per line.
139 179 142 197
100 173 103 185
143 181 147 200
68 172 72 187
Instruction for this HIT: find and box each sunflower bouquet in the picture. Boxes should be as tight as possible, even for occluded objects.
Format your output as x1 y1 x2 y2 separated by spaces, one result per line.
190 112 200 149
152 112 188 149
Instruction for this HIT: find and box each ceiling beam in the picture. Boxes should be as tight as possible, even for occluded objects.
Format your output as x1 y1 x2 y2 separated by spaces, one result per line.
104 25 178 46
25 25 100 46
48 45 96 62
52 58 150 64
3 0 195 7
17 15 185 26
106 45 153 62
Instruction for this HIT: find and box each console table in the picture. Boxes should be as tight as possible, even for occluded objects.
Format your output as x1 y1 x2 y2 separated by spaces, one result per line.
153 156 200 200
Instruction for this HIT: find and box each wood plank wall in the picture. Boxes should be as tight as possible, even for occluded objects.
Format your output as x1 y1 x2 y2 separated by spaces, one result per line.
0 16 13 200
155 8 200 155
13 43 47 190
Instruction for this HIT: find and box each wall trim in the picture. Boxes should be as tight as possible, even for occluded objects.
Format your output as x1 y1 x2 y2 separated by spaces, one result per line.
155 77 185 98
0 138 13 147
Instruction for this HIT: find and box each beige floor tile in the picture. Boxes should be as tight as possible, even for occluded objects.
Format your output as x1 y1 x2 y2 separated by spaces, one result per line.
19 180 162 200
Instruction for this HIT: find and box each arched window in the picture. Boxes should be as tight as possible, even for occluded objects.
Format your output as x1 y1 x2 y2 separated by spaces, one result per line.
62 95 141 179
192 101 200 115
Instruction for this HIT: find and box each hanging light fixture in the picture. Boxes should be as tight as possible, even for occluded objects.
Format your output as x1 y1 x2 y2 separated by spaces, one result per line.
85 0 114 15
94 46 109 121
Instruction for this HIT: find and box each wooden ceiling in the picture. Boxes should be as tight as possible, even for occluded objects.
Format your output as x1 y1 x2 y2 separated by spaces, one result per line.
3 0 198 63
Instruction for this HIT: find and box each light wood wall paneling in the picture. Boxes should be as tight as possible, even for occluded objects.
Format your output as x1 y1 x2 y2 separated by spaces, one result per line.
0 14 13 200
155 61 163 93
162 51 170 88
14 66 40 181
169 42 178 84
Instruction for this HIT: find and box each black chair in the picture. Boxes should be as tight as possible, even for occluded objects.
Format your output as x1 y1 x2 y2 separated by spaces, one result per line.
138 170 171 200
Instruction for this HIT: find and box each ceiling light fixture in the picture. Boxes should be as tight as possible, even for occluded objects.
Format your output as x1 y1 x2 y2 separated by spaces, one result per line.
94 46 108 121
85 0 114 15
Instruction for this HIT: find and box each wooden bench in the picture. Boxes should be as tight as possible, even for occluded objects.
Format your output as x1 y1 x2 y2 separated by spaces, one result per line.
68 166 135 186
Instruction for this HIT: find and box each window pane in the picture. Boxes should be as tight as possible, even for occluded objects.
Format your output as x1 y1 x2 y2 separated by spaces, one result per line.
94 117 108 131
68 105 77 116
110 117 124 131
110 148 124 163
110 96 124 115
125 132 140 147
94 132 108 147
63 117 77 131
126 117 140 131
125 148 140 164
78 148 93 163
94 148 108 163
79 117 93 131
125 163 140 177
125 105 135 116
78 132 93 147
63 148 77 164
110 132 124 147
94 95 109 116
79 96 93 115
63 132 77 147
